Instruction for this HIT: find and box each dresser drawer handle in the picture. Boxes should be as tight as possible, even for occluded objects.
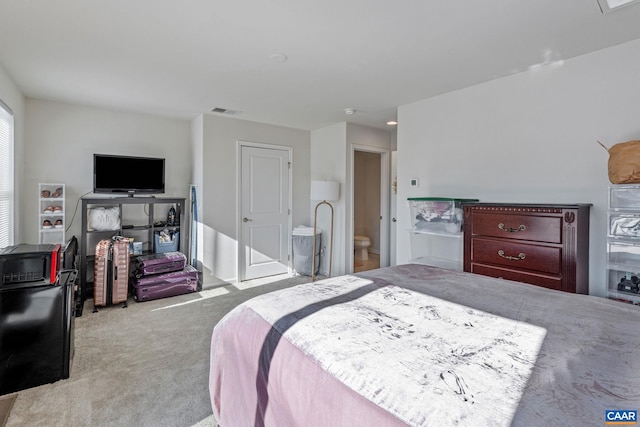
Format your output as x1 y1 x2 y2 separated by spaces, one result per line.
498 250 526 261
498 223 526 233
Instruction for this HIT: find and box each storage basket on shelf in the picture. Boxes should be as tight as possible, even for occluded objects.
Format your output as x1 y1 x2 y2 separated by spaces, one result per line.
154 230 179 253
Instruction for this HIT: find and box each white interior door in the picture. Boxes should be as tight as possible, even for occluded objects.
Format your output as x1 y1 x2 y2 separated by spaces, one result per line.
239 144 291 281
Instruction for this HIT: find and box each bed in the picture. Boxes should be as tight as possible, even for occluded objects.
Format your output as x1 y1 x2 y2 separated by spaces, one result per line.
209 264 640 426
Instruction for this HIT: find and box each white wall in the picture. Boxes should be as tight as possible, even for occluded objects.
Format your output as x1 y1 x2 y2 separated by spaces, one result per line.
198 114 310 284
0 64 25 244
310 123 347 275
390 129 397 151
24 98 191 245
190 114 204 265
311 122 392 276
396 38 640 296
190 114 204 205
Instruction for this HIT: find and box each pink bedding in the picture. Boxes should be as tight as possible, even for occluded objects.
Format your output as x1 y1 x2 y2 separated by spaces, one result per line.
209 264 640 426
210 306 407 426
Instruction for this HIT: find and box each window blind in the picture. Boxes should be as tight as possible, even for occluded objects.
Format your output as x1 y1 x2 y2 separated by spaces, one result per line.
0 99 14 248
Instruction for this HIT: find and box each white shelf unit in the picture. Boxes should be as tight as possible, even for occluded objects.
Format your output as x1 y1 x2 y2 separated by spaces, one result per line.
607 184 640 305
409 229 464 238
39 183 65 245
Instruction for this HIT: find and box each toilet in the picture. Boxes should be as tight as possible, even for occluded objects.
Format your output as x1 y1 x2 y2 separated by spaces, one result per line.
354 236 371 261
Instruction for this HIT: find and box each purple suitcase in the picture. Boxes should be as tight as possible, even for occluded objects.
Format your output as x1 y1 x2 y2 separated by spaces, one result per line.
135 251 186 277
132 265 198 302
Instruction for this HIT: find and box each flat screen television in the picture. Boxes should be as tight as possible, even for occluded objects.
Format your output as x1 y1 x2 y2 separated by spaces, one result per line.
93 154 165 195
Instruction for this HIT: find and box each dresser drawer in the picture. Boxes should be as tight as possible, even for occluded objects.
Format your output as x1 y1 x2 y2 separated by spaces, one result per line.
470 238 561 275
470 263 563 291
471 212 562 244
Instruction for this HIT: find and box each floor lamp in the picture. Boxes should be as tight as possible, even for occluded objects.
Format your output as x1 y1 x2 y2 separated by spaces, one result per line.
310 180 340 282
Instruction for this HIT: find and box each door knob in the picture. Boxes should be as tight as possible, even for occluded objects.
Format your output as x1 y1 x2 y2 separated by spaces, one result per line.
243 217 252 222
392 218 397 222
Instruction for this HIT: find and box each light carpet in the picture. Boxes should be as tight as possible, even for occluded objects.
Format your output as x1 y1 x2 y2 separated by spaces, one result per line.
5 273 315 427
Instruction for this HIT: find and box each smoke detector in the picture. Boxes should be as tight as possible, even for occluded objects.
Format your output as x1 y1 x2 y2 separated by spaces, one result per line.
345 108 355 115
269 53 288 63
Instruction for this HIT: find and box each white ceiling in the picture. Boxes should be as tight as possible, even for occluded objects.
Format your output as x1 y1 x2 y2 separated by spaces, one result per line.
1 0 640 131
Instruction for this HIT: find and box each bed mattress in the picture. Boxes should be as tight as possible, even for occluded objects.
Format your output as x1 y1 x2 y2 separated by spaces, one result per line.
209 264 640 426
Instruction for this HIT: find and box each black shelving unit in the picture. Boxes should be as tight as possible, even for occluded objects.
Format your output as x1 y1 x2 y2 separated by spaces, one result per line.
78 196 186 316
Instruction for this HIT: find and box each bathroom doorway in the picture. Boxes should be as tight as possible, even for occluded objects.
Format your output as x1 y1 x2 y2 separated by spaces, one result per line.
353 149 384 272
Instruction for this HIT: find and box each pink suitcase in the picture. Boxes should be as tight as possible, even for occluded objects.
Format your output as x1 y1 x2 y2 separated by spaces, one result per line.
134 251 186 277
131 265 198 302
94 238 129 311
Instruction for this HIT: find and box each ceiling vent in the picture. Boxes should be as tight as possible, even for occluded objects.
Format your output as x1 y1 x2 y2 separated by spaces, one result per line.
597 0 640 13
211 107 240 115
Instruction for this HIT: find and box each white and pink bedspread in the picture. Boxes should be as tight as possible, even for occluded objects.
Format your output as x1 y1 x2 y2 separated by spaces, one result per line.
209 264 640 426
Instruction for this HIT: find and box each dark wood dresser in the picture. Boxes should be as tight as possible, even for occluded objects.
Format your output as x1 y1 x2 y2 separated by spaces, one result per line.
463 203 591 294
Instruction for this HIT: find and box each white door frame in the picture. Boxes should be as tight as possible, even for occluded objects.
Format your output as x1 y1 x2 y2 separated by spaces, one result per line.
390 150 398 266
236 140 293 282
348 144 390 273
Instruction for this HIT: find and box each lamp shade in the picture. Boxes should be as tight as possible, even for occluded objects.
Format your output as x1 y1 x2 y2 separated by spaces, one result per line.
310 180 339 201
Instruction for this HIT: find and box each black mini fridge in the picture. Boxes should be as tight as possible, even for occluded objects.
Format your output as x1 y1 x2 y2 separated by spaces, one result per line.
0 270 76 395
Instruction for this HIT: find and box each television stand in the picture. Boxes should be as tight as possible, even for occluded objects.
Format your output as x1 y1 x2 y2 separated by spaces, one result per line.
77 196 186 316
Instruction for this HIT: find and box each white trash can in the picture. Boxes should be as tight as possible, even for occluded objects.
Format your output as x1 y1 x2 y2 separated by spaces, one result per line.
292 226 322 276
